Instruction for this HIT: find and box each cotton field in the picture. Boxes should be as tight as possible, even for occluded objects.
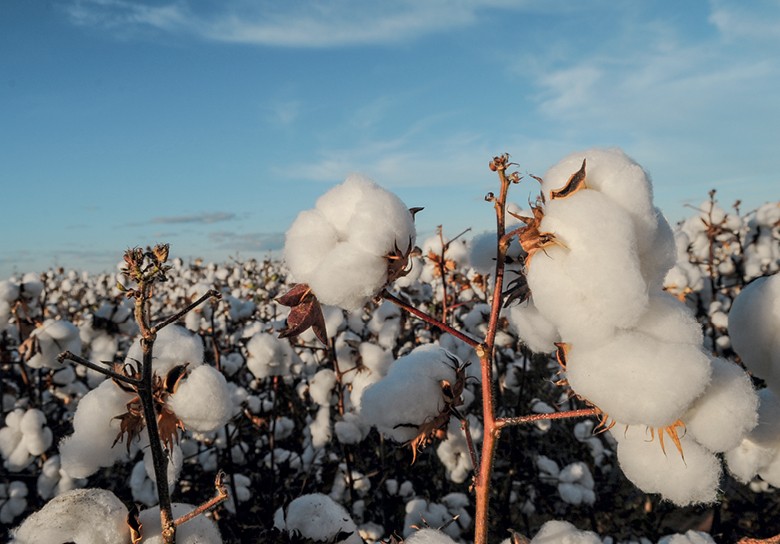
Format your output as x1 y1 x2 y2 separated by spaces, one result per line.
1 149 779 543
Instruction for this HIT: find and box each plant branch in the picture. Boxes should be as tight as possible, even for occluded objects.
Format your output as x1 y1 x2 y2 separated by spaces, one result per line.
57 351 141 386
174 471 229 527
380 290 480 348
496 408 599 430
152 289 222 334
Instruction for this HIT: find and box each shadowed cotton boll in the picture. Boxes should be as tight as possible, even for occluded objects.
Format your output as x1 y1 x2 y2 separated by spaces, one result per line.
284 175 416 312
507 297 560 353
725 388 780 485
168 365 232 433
634 292 704 346
125 325 204 376
274 493 361 544
527 190 648 346
612 428 721 506
685 358 758 453
360 345 459 443
11 488 129 544
404 528 459 544
728 273 780 393
246 332 296 379
529 520 601 543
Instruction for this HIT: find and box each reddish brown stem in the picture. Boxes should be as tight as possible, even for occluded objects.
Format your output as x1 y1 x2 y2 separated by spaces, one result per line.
174 471 229 527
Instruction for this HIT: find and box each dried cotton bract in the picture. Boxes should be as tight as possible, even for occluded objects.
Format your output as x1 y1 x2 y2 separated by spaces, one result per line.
284 174 417 312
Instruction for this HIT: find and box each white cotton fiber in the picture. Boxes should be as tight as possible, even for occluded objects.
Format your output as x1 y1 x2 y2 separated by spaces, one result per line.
530 520 602 544
507 297 560 353
641 209 678 290
685 358 758 452
60 380 133 478
614 427 721 506
27 319 81 369
125 325 204 375
11 488 128 544
360 345 459 442
309 368 337 406
566 331 711 427
634 292 703 346
284 175 416 312
725 388 780 484
658 530 717 544
728 273 780 392
246 332 296 379
139 502 223 544
168 365 232 433
527 190 648 345
404 528 459 544
274 493 361 544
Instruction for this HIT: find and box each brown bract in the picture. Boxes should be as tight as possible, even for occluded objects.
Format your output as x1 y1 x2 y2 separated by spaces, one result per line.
512 203 559 267
386 237 416 284
550 158 587 200
277 283 328 345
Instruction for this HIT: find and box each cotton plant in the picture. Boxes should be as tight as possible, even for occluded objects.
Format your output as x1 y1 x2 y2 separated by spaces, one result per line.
510 148 759 506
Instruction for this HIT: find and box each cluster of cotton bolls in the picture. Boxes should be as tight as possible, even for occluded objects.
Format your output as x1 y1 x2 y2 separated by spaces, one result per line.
0 408 52 472
509 148 759 506
284 174 417 312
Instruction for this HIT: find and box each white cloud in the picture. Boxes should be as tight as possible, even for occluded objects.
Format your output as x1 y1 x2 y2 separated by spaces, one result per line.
709 0 780 42
151 212 236 224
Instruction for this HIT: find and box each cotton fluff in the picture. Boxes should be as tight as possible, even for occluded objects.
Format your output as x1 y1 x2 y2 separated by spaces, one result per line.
139 502 222 544
246 332 296 379
274 493 361 544
612 427 721 505
403 528 459 544
11 488 129 544
507 297 560 353
1 481 27 524
557 462 596 506
167 365 232 433
728 273 780 392
0 408 53 471
529 520 601 544
59 379 133 478
125 325 204 375
37 455 85 500
527 190 649 345
26 319 81 369
566 331 711 427
360 345 459 442
684 357 758 452
284 174 416 311
658 530 717 544
725 388 780 486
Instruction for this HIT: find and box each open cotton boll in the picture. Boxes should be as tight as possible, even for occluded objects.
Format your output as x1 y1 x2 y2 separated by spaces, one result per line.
658 530 717 544
246 332 296 379
685 358 758 452
168 365 232 433
37 455 85 500
1 481 27 524
126 325 204 376
640 209 678 290
60 379 133 478
566 331 711 427
527 190 648 345
11 488 129 544
139 503 222 544
284 175 416 312
309 368 337 406
0 280 20 302
634 292 704 346
613 427 721 506
725 388 780 484
507 297 560 353
557 462 596 506
529 520 602 544
728 273 780 392
360 345 459 443
274 493 361 544
27 319 81 369
18 408 52 457
404 528 459 544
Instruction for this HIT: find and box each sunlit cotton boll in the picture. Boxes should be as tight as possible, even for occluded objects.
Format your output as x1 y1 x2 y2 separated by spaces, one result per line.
612 427 721 506
684 358 758 453
274 493 362 544
566 330 711 427
125 324 204 375
529 520 602 544
246 331 297 379
11 488 128 544
360 345 459 443
168 365 232 433
728 272 780 393
404 528 459 544
527 190 649 346
26 319 81 369
284 174 416 312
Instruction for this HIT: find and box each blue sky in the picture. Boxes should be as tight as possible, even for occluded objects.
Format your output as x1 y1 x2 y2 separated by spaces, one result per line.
1 0 779 278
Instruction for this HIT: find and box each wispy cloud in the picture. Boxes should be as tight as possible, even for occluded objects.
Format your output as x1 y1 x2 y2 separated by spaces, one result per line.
151 212 236 225
62 0 549 47
709 0 780 42
208 231 284 252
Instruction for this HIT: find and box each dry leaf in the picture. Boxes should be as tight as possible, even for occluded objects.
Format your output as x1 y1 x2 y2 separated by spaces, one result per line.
277 283 328 345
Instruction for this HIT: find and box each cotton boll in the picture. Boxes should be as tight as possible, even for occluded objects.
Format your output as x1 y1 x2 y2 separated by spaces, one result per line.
19 408 52 456
1 481 28 524
567 331 711 427
614 428 721 506
641 209 678 290
634 292 703 346
139 502 223 544
404 528 459 544
507 297 559 353
246 332 296 379
309 368 337 406
685 358 758 452
126 325 204 376
12 488 129 544
436 418 475 484
359 342 393 376
0 280 20 302
725 388 780 483
168 365 232 433
309 405 332 448
27 319 81 369
37 455 85 500
728 273 780 392
557 462 596 506
334 413 369 444
275 493 361 544
657 530 717 544
142 443 182 489
530 520 602 544
360 345 459 442
527 190 649 345
284 209 340 280
308 243 387 311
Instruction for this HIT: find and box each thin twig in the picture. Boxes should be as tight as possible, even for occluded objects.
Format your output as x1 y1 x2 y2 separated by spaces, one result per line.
174 471 229 527
496 408 599 430
57 351 141 386
152 289 221 334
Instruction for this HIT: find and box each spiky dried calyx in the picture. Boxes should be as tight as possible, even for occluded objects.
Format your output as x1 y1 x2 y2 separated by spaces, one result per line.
276 283 328 346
